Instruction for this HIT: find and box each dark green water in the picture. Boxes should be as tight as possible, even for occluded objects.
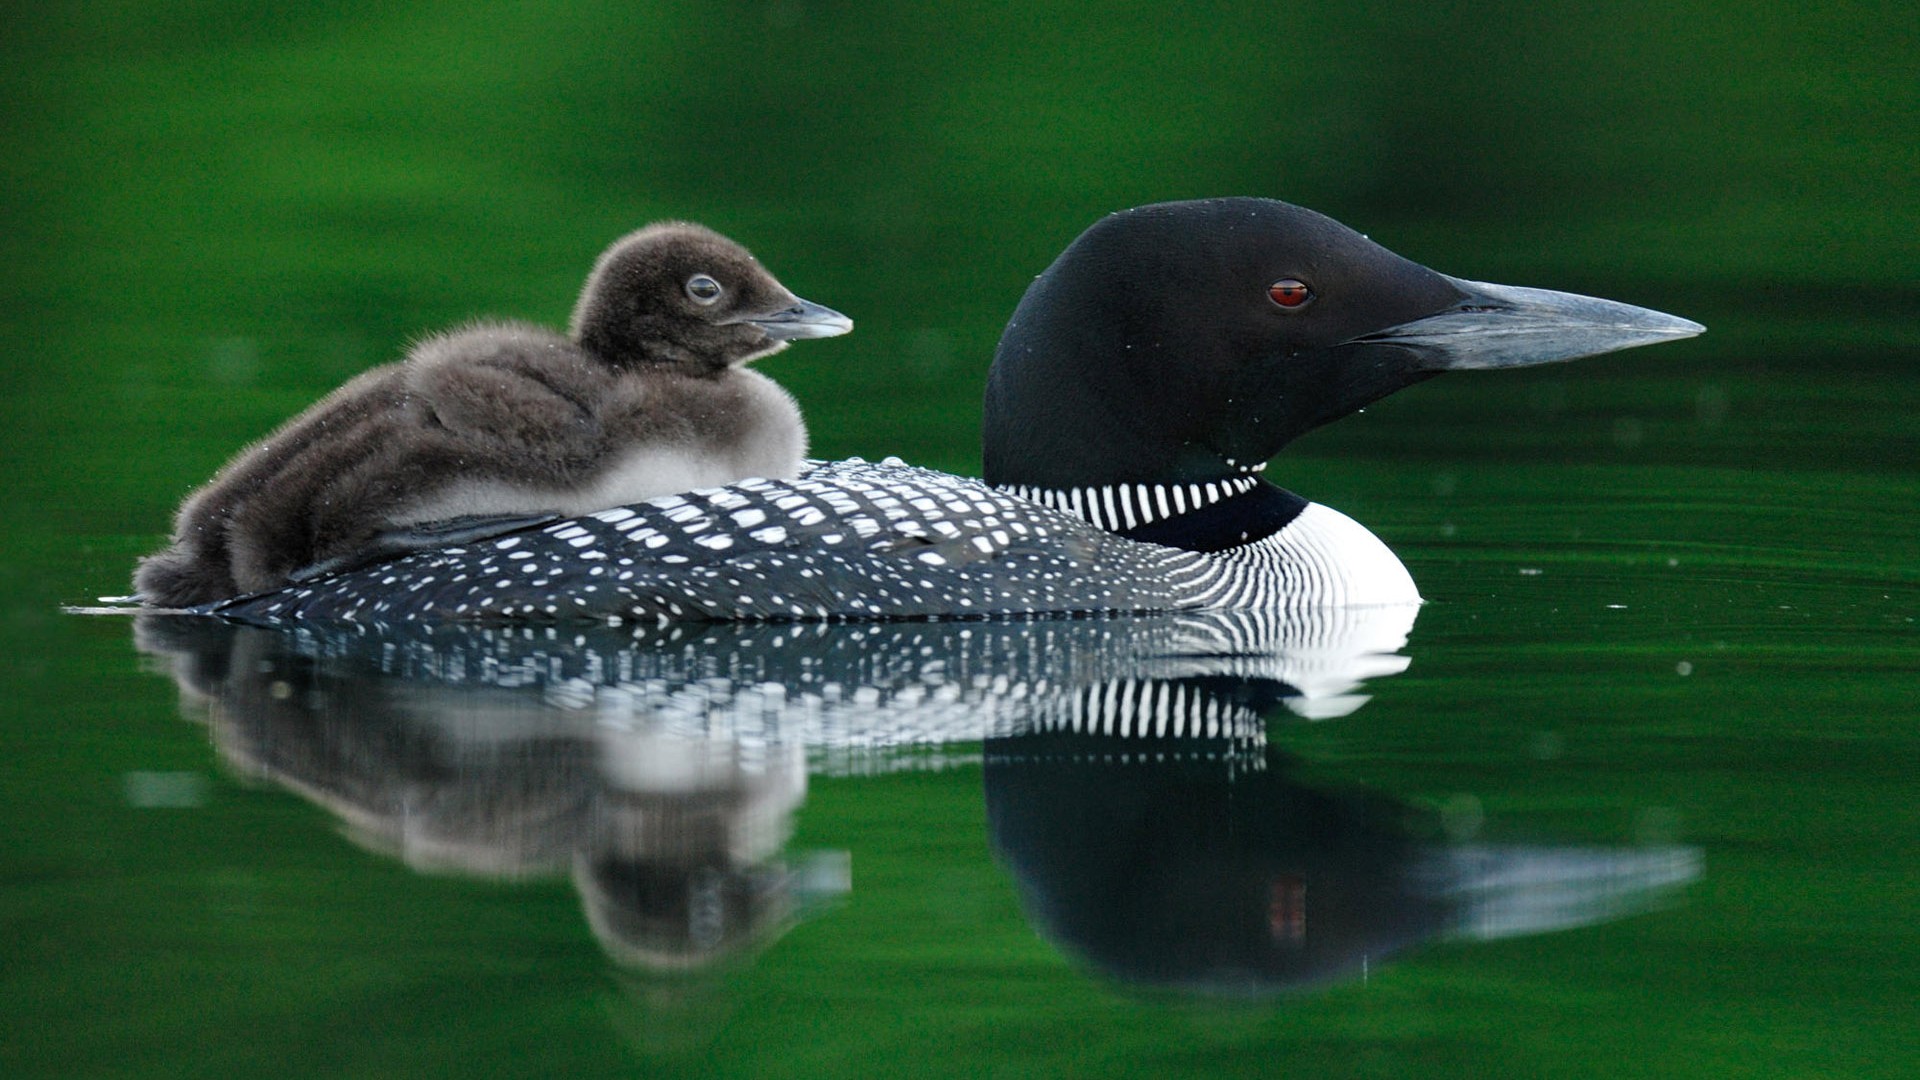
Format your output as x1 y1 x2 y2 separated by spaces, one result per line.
4 3 1915 1077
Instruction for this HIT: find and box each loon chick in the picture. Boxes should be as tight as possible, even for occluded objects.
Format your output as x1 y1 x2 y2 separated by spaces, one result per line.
209 198 1701 625
134 222 852 608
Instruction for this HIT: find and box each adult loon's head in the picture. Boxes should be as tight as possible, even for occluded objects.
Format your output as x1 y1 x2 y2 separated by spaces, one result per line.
983 198 1702 491
570 221 852 373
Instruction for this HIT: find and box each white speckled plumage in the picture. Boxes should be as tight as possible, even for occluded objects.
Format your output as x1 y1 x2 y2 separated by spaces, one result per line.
211 458 1420 624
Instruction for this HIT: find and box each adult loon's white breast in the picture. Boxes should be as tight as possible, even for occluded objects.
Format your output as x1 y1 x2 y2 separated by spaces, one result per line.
198 197 1701 625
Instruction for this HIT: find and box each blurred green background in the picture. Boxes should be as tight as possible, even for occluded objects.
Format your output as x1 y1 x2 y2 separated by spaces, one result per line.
2 1 1916 1077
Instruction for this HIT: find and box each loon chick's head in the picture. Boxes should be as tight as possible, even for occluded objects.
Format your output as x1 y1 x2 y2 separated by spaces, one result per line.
570 222 852 372
983 198 1703 491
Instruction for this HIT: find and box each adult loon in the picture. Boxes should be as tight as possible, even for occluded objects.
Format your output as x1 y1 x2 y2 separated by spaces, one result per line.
199 198 1701 624
133 222 852 608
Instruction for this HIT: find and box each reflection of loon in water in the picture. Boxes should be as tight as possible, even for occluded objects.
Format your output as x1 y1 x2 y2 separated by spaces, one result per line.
131 604 1694 990
136 614 843 972
986 731 1698 996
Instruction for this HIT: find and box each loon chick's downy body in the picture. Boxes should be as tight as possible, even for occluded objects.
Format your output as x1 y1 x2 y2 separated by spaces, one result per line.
134 222 852 608
200 198 1701 624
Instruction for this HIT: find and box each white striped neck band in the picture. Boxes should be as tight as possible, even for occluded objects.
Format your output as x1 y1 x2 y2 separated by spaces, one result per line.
994 476 1262 533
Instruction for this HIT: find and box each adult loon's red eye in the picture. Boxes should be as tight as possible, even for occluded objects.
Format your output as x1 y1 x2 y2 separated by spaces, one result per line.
1268 279 1313 309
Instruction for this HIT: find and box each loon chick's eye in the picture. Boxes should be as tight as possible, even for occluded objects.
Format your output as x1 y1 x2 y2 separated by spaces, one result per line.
1268 278 1313 309
685 274 724 304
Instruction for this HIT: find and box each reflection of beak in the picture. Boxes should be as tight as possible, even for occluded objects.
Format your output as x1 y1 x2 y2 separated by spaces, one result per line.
1350 275 1704 370
744 297 854 341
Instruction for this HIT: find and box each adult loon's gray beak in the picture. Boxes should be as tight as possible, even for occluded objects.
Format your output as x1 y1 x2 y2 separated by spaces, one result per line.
1353 275 1704 370
747 297 855 341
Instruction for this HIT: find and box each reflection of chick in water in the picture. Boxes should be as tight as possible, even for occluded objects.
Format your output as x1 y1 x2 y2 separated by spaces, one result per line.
577 735 811 971
137 613 597 875
132 615 842 973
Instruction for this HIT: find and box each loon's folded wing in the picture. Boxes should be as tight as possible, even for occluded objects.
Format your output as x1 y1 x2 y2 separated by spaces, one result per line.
286 512 567 584
213 461 1215 625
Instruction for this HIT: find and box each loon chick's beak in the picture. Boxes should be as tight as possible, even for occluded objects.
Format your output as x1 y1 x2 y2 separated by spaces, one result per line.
1354 275 1704 371
745 297 855 342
